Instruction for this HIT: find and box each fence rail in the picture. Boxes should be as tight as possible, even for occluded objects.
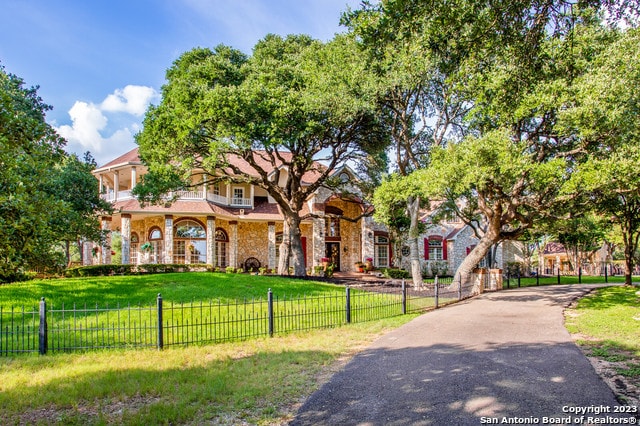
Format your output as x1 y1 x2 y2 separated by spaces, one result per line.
0 278 476 357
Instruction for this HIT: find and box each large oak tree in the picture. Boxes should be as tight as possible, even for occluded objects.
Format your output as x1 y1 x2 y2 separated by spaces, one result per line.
136 34 387 276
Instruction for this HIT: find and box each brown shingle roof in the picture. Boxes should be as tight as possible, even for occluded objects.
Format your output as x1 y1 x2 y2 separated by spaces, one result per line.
98 148 325 185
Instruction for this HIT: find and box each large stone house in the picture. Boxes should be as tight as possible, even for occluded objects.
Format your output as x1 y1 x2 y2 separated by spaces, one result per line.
91 148 523 275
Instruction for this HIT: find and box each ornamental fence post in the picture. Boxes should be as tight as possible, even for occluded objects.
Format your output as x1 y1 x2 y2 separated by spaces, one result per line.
345 287 351 324
434 276 439 309
39 297 47 355
401 279 407 315
157 293 163 350
268 289 274 337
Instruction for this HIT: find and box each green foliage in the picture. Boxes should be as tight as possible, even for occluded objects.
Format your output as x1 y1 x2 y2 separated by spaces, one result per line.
136 35 388 276
0 66 68 280
382 268 411 279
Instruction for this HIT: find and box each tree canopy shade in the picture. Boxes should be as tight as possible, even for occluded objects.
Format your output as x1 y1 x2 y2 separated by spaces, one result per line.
48 152 113 266
348 0 637 285
0 66 66 280
136 34 388 276
559 27 640 285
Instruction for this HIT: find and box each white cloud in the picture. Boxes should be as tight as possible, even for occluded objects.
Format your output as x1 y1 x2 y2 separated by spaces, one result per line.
56 85 158 164
100 85 159 116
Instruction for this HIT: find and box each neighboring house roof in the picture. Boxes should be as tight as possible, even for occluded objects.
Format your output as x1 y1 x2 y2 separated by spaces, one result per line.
543 242 566 255
96 148 325 186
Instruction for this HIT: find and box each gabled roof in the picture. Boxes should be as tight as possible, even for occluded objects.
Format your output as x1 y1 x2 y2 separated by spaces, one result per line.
96 148 326 185
543 242 566 255
95 148 142 171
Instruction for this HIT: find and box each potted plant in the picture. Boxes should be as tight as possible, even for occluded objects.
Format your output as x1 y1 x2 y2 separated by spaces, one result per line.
364 257 374 271
321 257 330 269
355 261 365 273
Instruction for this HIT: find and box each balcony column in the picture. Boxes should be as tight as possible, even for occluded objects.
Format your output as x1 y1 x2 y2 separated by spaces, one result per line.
121 214 131 265
268 221 276 270
131 167 137 190
202 173 208 200
113 171 119 201
206 216 216 267
226 185 231 205
164 215 173 264
101 216 112 265
250 185 254 208
229 221 238 268
99 175 104 194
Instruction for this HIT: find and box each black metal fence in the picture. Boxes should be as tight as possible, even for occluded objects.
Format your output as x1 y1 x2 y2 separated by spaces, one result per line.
0 278 475 356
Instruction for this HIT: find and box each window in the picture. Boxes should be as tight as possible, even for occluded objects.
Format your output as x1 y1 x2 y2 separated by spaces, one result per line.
130 232 139 265
212 183 220 196
173 220 206 264
148 228 163 264
325 217 341 237
374 235 390 268
429 239 443 260
215 229 228 267
232 187 245 204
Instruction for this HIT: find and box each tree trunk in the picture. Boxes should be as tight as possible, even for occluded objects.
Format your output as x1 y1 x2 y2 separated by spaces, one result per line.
288 215 307 277
453 216 500 292
407 196 423 289
64 241 71 266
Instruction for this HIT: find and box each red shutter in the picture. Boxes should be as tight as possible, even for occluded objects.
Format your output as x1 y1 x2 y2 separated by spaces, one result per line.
301 236 307 267
424 238 429 260
466 247 470 255
443 240 448 260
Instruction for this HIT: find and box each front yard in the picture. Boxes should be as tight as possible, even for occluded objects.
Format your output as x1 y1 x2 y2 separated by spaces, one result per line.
565 285 640 407
0 273 418 424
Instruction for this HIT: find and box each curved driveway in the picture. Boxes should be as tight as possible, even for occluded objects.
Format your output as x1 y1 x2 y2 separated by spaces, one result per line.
291 285 630 425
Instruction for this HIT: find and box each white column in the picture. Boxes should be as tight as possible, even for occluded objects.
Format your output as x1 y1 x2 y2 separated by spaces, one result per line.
206 216 216 266
250 185 254 208
113 171 120 201
313 216 325 267
202 173 208 200
361 217 375 264
164 215 173 264
121 214 131 265
226 184 231 205
131 167 137 190
99 175 104 194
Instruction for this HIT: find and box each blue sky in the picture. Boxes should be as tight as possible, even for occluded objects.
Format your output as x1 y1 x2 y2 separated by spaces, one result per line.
1 0 361 165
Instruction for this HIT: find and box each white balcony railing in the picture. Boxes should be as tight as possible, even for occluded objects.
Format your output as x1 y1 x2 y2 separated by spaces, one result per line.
174 190 204 200
207 193 228 204
231 197 252 207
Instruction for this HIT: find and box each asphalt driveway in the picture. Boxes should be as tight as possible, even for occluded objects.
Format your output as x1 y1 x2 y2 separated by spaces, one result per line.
290 285 634 426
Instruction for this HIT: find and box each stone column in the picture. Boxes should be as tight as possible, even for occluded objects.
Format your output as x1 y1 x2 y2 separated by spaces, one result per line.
164 215 173 264
361 217 375 264
121 214 131 265
312 216 325 267
82 241 93 266
229 221 238 268
268 221 276 269
206 216 216 266
101 216 112 265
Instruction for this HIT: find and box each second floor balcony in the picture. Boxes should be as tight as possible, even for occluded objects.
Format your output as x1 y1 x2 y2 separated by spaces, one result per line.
101 188 254 208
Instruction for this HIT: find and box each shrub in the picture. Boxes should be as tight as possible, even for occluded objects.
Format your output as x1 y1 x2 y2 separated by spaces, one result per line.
225 266 236 274
383 268 411 279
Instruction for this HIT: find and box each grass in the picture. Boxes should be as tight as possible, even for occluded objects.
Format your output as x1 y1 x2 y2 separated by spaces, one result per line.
0 314 417 425
504 274 639 288
0 272 344 308
565 285 640 391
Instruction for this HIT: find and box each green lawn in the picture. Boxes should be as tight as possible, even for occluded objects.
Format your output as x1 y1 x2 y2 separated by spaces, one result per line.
504 274 637 288
564 285 640 402
0 273 421 424
0 272 344 308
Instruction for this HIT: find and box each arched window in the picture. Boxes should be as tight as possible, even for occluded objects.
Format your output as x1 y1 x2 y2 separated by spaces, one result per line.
215 228 228 268
173 219 207 264
374 234 390 268
148 227 163 264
